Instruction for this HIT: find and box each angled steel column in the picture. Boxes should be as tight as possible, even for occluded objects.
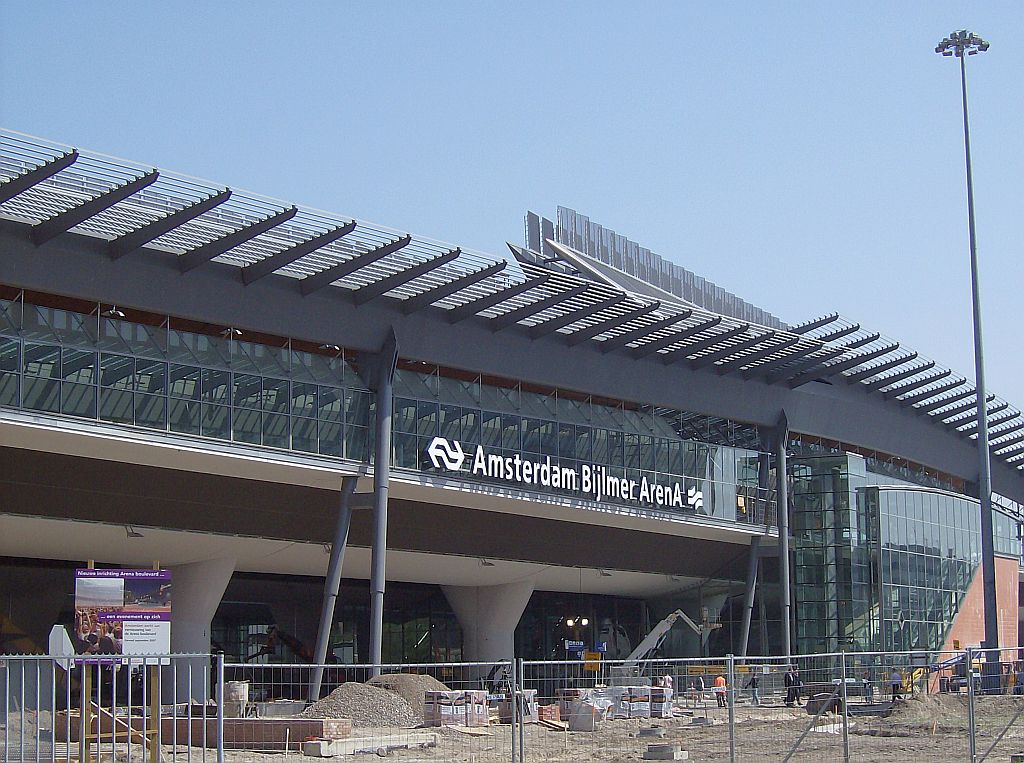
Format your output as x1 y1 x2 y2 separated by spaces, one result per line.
309 475 358 702
369 329 399 674
774 411 792 660
738 536 761 657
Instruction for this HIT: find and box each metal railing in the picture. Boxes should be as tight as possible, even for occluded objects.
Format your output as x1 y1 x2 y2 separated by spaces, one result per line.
5 648 1024 761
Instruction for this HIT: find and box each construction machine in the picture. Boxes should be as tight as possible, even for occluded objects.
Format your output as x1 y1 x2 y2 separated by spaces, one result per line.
609 608 721 685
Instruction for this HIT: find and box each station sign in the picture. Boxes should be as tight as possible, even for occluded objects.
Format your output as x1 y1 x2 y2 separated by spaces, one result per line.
426 437 703 511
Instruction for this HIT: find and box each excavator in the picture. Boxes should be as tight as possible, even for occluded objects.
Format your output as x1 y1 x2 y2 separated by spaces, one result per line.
245 625 319 663
610 608 721 684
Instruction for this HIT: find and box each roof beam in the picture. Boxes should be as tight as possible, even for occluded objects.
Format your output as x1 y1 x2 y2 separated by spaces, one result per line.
401 260 506 315
883 369 951 398
954 404 1013 435
846 353 919 383
999 442 1024 460
946 399 1007 425
924 391 990 418
755 347 847 382
567 301 661 346
299 234 411 295
241 220 356 284
632 316 721 359
789 313 839 335
862 361 936 392
599 311 692 353
717 335 800 374
179 205 297 273
994 432 1024 453
446 274 551 324
489 285 589 332
914 387 979 414
529 293 627 339
901 378 970 408
32 170 159 246
842 332 882 351
966 413 1023 440
663 324 750 366
0 150 78 204
351 247 461 305
815 324 861 344
109 188 232 259
690 331 773 370
787 343 900 387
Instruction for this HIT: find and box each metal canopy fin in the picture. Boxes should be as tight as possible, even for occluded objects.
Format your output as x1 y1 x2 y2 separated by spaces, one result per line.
567 300 661 346
0 150 78 204
845 352 919 383
862 361 936 392
998 442 1024 459
690 330 772 370
955 404 1012 433
815 324 861 343
529 293 627 339
914 387 977 414
109 188 232 259
446 274 551 324
241 220 356 284
993 432 1024 453
600 311 692 353
755 346 846 382
32 170 159 246
401 260 506 314
490 284 589 332
300 234 412 295
351 247 461 305
902 379 972 408
789 313 839 334
633 316 723 359
719 336 800 374
179 205 298 273
842 332 882 350
787 343 900 387
882 369 952 398
664 323 750 366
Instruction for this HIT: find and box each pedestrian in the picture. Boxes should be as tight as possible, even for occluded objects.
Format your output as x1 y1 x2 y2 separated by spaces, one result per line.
784 667 803 707
1015 663 1024 696
714 674 727 708
691 674 705 703
745 671 761 706
862 669 874 703
890 668 903 701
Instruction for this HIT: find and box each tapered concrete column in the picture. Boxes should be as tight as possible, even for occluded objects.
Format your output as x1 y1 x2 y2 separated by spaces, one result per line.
166 556 236 702
774 411 792 661
442 581 533 668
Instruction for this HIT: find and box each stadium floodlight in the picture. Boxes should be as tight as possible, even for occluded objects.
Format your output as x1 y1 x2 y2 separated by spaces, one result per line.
935 31 999 669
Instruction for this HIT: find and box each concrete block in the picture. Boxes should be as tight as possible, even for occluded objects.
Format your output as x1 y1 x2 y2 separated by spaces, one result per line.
642 743 688 760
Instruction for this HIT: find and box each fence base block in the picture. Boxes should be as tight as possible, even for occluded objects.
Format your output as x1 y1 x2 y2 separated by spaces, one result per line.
301 731 438 757
642 743 688 760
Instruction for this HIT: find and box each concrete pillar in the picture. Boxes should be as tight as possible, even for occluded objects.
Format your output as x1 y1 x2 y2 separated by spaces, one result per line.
166 556 236 702
442 581 534 667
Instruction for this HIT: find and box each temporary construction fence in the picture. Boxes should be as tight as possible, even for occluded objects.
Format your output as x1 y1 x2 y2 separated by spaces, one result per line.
4 648 1024 762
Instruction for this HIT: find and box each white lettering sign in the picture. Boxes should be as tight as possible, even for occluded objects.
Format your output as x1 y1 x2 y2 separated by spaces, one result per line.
425 437 704 512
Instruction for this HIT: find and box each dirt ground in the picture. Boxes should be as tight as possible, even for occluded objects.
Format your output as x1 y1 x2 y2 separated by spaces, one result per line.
8 694 1024 761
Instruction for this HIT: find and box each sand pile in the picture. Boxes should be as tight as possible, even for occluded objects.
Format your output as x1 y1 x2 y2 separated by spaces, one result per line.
367 672 452 717
301 681 418 728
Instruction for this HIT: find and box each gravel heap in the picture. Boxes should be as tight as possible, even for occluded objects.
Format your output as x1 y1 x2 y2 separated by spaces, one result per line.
302 681 418 728
367 672 452 717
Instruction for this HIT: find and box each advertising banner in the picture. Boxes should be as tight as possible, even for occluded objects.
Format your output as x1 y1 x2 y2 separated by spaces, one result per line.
74 569 171 655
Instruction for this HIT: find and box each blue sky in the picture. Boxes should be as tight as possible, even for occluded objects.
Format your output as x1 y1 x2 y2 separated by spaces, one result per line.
2 2 1021 411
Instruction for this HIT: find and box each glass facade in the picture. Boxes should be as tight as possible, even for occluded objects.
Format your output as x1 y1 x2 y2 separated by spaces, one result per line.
792 450 1022 657
0 290 775 528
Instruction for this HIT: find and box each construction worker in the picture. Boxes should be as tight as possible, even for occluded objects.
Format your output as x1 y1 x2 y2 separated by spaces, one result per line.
714 674 727 708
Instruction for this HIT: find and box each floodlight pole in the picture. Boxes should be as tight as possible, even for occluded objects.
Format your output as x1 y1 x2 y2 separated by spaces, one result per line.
936 30 998 664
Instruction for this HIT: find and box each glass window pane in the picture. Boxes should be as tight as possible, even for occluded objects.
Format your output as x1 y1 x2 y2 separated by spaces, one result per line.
100 387 134 425
263 412 289 448
291 382 317 417
345 424 368 461
203 369 231 404
345 389 370 427
0 337 19 407
233 406 262 444
320 420 343 457
293 417 317 453
135 393 166 430
202 403 230 439
101 354 135 389
168 397 200 435
61 381 96 418
169 364 201 399
135 359 167 395
263 377 290 413
233 374 261 409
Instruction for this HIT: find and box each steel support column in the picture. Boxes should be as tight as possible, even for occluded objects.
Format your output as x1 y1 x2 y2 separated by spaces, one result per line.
774 411 792 660
369 328 399 674
309 475 359 702
738 536 761 657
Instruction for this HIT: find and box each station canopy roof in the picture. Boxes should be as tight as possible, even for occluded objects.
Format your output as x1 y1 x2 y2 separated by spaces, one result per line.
1 129 1021 474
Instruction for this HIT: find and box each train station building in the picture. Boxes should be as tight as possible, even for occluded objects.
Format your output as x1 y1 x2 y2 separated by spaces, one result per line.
1 131 1022 666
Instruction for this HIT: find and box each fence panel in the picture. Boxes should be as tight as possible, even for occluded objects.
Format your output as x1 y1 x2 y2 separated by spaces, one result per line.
968 646 1024 763
1 653 218 763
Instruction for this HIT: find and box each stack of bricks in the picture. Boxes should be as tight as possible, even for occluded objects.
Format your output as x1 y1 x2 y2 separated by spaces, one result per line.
537 704 561 723
555 688 587 720
620 686 651 719
650 686 673 718
423 690 489 727
498 689 539 723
